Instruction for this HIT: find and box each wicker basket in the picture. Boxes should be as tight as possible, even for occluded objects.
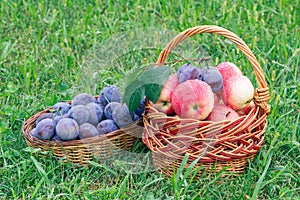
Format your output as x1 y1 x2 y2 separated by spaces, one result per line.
22 99 143 166
142 25 270 177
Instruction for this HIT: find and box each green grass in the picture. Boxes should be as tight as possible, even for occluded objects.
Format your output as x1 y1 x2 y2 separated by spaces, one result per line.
0 0 299 199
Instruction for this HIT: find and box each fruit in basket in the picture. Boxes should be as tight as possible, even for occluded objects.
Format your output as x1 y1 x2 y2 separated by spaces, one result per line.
86 102 104 126
206 105 240 121
68 105 90 125
104 102 122 120
53 102 71 115
97 119 119 134
201 67 223 94
217 62 242 81
171 79 214 120
56 118 79 141
53 115 63 124
96 99 105 109
99 85 122 106
35 118 56 140
133 98 146 117
79 123 99 139
222 75 254 110
237 101 255 116
214 94 222 105
35 113 56 125
177 64 202 83
131 112 141 121
153 73 178 115
51 134 62 141
30 128 37 137
71 93 96 106
112 104 134 128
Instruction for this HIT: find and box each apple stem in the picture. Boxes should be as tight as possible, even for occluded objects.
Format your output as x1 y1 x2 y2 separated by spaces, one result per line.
226 111 231 117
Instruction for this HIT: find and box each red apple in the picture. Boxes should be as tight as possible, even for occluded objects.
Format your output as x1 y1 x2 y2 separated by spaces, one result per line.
153 73 179 115
217 62 242 81
206 105 240 122
222 75 254 110
171 79 214 120
237 101 255 116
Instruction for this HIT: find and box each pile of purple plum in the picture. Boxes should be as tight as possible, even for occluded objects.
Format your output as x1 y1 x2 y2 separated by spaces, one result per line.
30 85 145 141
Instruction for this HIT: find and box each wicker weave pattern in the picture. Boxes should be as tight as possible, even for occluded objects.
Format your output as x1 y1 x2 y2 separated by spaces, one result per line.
22 107 143 165
143 25 270 176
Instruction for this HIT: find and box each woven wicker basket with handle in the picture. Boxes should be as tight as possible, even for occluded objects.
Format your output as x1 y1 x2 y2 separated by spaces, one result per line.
22 98 143 166
142 25 270 177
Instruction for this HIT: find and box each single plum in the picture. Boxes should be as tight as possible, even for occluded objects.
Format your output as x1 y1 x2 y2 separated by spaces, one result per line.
177 64 202 83
133 98 146 116
86 102 104 126
99 85 122 106
53 102 71 115
201 67 224 94
97 119 118 135
30 128 37 137
131 112 141 121
79 123 99 139
112 104 133 128
71 93 96 106
104 102 122 120
35 113 56 125
68 105 90 125
35 118 56 140
56 118 79 141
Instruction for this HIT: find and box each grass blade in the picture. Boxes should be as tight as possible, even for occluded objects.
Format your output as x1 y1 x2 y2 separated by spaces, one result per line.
88 161 117 175
251 153 273 200
30 156 46 177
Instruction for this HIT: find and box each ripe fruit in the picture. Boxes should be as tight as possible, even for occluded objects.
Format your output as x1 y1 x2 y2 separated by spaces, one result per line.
216 62 242 81
213 94 223 105
53 115 63 124
68 105 90 125
56 118 79 141
72 93 96 106
131 112 141 121
112 104 133 128
30 128 37 137
104 102 121 120
222 75 254 110
53 102 71 115
153 73 179 115
133 98 146 117
51 134 62 141
177 64 202 83
237 101 255 116
206 105 240 122
97 119 118 134
86 102 103 126
35 113 56 125
79 123 99 139
201 67 223 94
96 99 105 110
99 85 122 106
35 118 56 140
171 79 214 120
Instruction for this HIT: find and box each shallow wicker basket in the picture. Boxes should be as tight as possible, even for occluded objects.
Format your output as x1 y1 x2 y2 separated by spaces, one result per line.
142 25 270 177
22 99 143 166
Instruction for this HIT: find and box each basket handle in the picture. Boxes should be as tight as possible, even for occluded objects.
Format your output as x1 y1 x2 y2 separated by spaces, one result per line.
156 25 270 113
